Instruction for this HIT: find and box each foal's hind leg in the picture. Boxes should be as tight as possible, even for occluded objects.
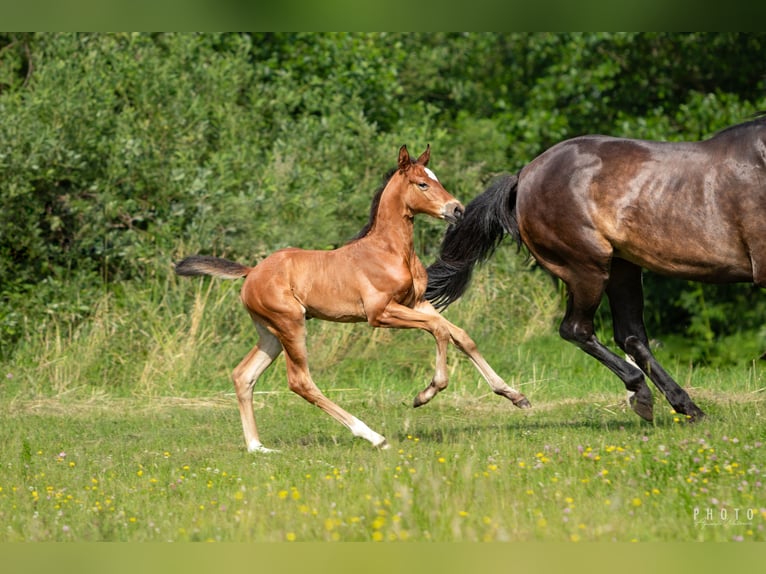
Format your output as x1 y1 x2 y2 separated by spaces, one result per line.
606 259 705 421
232 322 283 453
275 316 389 449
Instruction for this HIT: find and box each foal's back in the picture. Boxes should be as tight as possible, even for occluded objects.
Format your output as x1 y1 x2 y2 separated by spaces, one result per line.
240 234 426 325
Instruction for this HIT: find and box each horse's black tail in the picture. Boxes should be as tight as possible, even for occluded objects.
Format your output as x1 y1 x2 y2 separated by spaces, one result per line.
426 173 520 310
175 255 251 279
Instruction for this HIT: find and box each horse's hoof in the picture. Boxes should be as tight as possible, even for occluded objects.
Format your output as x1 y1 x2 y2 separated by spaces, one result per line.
685 408 706 423
376 439 391 450
413 395 427 408
628 392 654 422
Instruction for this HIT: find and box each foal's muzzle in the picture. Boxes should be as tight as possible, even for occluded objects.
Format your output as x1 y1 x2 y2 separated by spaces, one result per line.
443 201 464 224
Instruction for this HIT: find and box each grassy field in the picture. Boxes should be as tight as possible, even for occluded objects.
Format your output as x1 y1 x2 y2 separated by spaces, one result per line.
2 258 765 542
1 376 765 542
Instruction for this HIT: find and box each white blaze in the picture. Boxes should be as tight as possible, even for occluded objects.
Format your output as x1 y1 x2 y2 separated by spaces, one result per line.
424 167 439 182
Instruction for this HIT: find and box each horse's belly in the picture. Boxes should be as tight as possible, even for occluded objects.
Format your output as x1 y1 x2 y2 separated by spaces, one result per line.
615 241 753 283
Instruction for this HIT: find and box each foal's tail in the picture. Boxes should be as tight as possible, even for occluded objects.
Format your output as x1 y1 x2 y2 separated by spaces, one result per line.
175 255 251 279
426 173 520 310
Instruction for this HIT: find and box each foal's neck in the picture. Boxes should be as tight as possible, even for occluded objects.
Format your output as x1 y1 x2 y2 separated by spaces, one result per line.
362 182 416 254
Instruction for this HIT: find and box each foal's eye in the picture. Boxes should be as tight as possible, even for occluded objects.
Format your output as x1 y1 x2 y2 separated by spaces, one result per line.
417 182 429 190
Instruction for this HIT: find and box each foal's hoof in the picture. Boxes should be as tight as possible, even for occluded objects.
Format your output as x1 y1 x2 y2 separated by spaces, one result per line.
248 444 280 454
376 439 391 450
513 397 532 409
627 391 654 422
413 394 429 408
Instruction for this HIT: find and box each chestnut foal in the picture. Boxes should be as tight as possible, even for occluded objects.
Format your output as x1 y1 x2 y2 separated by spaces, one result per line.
176 146 529 452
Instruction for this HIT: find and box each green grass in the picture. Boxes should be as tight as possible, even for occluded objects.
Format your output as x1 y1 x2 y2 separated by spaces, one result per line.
1 386 764 542
2 260 765 542
2 346 765 542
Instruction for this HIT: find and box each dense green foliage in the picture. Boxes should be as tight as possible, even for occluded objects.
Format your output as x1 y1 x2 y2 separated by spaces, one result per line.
2 32 766 362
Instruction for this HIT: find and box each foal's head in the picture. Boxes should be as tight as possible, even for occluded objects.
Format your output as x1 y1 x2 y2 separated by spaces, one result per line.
395 145 464 224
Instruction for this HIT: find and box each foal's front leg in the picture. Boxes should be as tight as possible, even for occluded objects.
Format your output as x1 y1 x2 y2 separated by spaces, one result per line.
367 300 453 407
413 322 450 408
370 300 531 409
420 304 530 408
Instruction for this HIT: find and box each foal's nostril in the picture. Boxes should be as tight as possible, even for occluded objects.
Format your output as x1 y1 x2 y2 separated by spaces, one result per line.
442 201 464 223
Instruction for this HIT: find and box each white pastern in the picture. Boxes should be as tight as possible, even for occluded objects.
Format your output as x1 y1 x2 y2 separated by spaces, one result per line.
349 417 387 447
247 439 280 454
625 354 639 405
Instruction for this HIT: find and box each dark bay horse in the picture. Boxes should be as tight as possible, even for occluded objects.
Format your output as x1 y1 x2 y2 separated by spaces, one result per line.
176 145 529 452
427 116 766 422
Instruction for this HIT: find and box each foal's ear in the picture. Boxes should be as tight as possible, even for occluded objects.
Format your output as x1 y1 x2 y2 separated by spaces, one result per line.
398 145 411 171
416 144 431 167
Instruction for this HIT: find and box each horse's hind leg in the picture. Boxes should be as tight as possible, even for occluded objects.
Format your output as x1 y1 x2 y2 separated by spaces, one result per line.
751 256 766 359
606 259 705 421
604 259 655 420
558 267 654 420
623 338 705 420
232 322 283 453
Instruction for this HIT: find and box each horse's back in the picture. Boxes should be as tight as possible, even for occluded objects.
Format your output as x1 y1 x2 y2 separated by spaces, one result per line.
516 130 766 283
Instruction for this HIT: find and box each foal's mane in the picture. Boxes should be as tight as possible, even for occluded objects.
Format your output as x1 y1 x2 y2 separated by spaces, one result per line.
348 167 397 242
